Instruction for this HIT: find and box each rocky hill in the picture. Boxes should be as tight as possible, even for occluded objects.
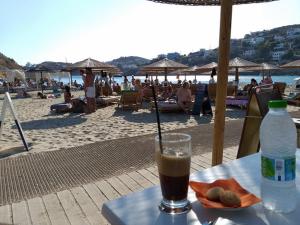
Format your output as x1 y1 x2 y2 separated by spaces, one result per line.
0 52 22 69
107 56 150 76
24 61 72 71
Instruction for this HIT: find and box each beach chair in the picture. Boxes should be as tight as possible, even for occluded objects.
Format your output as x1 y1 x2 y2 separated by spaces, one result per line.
237 87 282 159
143 87 157 102
155 101 183 113
52 86 61 97
118 90 141 110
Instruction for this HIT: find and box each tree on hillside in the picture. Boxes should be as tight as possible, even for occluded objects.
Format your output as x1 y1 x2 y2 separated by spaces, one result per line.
282 50 295 61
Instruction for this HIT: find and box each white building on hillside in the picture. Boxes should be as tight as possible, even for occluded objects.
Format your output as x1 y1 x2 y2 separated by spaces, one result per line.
274 35 284 41
243 49 256 57
287 28 300 38
250 37 265 45
272 51 286 61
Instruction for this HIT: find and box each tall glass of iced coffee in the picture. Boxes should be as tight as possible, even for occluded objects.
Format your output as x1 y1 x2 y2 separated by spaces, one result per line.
155 133 191 214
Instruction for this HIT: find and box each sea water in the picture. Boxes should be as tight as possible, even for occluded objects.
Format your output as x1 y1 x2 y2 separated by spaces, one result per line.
63 74 300 86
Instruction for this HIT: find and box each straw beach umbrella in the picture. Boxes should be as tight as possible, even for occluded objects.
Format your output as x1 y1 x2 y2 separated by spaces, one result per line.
229 57 259 83
280 59 300 69
70 58 116 113
26 64 59 93
147 0 277 166
171 65 201 81
196 62 218 73
242 62 280 79
140 58 188 81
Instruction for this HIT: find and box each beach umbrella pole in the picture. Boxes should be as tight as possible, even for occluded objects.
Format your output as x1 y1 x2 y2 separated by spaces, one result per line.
235 67 239 83
212 0 233 166
40 71 44 94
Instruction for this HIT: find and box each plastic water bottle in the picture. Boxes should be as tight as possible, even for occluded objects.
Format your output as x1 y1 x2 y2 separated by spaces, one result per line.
260 100 297 213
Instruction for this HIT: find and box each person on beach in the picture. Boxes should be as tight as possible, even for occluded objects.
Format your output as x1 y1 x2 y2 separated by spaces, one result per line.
122 76 130 90
161 83 173 100
260 74 273 86
176 81 193 113
209 68 216 84
64 85 73 103
243 78 258 94
80 68 96 113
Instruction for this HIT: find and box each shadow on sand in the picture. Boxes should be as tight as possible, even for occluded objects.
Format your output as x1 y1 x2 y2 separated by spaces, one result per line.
0 144 32 159
12 115 87 130
112 104 245 125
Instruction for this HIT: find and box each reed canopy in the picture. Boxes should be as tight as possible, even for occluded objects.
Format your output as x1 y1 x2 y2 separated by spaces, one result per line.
140 58 188 81
280 60 300 69
70 58 115 71
147 0 275 5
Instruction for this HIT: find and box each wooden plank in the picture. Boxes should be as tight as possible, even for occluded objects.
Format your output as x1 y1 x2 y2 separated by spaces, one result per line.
0 204 12 224
193 155 211 168
138 169 160 185
95 180 120 201
190 162 203 172
82 183 107 211
57 190 90 225
223 150 237 160
146 166 158 174
71 187 108 225
127 171 153 189
107 177 132 196
118 174 143 192
12 201 31 225
43 193 70 225
190 167 197 173
27 197 51 225
191 157 207 169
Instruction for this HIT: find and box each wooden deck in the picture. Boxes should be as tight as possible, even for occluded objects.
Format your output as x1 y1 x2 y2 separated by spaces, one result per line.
0 147 237 225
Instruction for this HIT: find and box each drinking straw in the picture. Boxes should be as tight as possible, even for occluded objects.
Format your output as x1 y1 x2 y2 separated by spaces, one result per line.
151 85 163 154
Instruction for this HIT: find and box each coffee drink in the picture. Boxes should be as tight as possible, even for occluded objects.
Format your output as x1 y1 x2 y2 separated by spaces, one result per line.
156 151 191 201
155 133 191 214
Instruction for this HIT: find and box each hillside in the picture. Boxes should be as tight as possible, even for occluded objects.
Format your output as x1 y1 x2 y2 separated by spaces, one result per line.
0 52 22 69
24 61 72 71
107 56 150 76
150 24 300 67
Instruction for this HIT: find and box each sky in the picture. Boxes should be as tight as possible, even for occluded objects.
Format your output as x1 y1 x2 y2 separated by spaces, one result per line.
0 0 299 66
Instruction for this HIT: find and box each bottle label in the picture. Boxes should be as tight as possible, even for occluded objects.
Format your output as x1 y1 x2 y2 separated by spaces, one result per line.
261 155 296 181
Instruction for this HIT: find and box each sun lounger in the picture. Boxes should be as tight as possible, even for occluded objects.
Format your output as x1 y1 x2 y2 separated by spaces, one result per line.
118 90 141 110
150 100 183 113
96 96 120 107
50 103 72 113
225 96 248 109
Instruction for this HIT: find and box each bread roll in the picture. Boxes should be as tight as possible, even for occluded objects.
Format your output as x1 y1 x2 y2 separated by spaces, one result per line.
205 186 224 201
219 190 241 207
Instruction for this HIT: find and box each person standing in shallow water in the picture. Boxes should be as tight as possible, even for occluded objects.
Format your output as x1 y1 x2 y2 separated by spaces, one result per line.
80 68 96 113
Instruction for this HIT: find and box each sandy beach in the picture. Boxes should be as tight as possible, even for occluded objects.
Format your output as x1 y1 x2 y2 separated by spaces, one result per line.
0 89 298 157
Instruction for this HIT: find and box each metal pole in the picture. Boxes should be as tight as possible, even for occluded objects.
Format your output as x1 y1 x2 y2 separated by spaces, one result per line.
0 93 8 139
235 67 239 83
5 92 29 151
212 0 233 166
40 71 44 94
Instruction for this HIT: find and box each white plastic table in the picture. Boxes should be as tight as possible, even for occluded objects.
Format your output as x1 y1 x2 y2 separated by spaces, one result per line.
102 151 300 225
